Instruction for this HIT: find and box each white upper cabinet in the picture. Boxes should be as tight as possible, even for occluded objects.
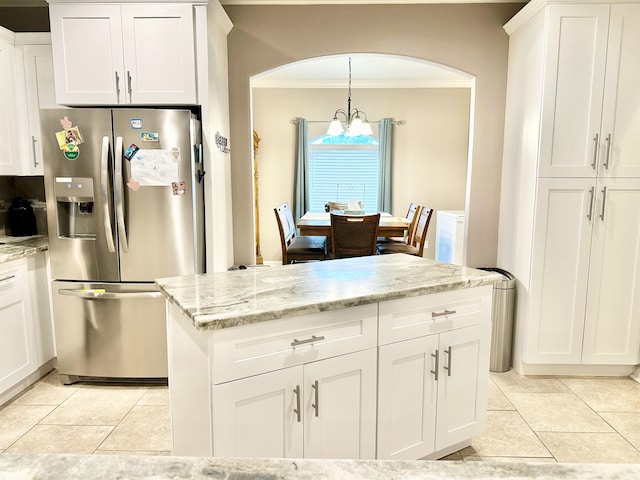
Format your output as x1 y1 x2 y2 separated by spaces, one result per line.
538 4 640 178
0 28 20 175
49 3 196 106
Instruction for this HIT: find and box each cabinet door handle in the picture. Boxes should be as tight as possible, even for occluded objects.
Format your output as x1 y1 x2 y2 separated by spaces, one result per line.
430 349 439 381
591 133 599 170
443 346 452 376
599 186 607 221
293 385 301 423
0 274 16 284
290 335 325 347
587 186 595 221
311 380 319 417
31 136 38 168
114 71 120 103
432 309 456 318
127 70 132 102
604 133 612 170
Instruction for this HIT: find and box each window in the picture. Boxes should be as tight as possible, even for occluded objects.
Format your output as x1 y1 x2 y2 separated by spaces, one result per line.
307 132 380 213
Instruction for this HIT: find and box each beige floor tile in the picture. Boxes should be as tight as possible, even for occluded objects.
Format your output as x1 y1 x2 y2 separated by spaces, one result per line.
11 372 78 406
439 452 463 461
459 411 552 459
560 377 640 412
487 379 515 411
538 432 640 463
5 425 113 454
0 405 56 449
490 370 570 394
506 392 613 433
41 386 147 426
600 412 640 451
136 387 169 406
97 405 171 452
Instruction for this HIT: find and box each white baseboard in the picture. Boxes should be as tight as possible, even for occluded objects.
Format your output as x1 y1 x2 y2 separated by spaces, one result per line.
514 363 636 377
631 366 640 384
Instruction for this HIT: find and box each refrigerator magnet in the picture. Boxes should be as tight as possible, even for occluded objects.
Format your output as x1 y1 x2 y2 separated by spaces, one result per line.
127 178 141 191
141 132 159 142
130 118 143 129
63 143 79 161
124 144 139 161
171 181 186 195
171 147 181 162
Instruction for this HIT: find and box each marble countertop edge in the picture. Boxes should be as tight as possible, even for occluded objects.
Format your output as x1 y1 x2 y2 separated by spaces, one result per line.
0 235 49 264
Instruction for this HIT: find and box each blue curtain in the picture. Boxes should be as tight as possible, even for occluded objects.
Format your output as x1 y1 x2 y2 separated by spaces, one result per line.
378 118 392 212
294 118 309 224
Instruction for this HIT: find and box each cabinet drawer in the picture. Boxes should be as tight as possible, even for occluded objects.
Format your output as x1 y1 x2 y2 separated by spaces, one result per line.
210 303 378 384
0 258 28 294
379 286 492 345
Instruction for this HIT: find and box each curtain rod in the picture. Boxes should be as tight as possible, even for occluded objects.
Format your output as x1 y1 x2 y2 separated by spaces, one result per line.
289 119 406 126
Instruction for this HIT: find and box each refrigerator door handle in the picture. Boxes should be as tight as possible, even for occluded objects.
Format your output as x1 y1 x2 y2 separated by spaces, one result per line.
58 288 163 300
101 136 116 253
114 136 129 253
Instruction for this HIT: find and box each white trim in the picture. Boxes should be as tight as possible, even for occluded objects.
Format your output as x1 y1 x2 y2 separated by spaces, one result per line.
253 78 473 89
13 32 51 45
514 362 636 377
221 0 522 4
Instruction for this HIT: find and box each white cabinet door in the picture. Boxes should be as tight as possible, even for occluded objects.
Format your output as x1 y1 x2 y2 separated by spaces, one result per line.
49 3 195 105
600 5 640 178
538 4 609 178
212 366 304 458
0 31 20 175
435 323 490 449
377 334 439 460
526 178 594 364
120 4 196 105
27 253 55 367
582 178 640 364
304 348 377 460
21 44 62 175
49 4 124 105
0 260 36 396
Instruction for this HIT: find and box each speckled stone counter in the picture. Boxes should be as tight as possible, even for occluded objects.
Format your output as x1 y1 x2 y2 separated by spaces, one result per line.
2 454 640 479
0 235 48 264
155 254 500 330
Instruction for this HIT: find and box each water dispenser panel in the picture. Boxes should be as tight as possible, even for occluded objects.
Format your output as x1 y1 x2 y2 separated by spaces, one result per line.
54 177 97 239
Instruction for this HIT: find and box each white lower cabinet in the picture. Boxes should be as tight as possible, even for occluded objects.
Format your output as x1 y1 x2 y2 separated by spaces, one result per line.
0 259 36 396
212 348 377 459
377 322 490 459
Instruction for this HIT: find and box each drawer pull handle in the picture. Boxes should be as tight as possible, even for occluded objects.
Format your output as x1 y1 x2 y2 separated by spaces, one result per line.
291 335 325 347
432 309 456 318
0 274 16 284
444 346 452 376
430 349 439 381
312 380 319 417
293 385 301 423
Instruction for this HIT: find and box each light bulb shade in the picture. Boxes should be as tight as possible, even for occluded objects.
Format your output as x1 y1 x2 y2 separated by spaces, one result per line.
327 119 344 136
360 120 374 136
347 117 365 136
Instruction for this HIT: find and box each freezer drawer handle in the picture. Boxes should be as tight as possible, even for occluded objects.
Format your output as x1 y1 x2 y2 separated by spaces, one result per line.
58 289 163 300
101 136 116 253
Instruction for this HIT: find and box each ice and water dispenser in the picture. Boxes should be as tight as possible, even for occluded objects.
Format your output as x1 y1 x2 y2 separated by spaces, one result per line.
54 177 96 239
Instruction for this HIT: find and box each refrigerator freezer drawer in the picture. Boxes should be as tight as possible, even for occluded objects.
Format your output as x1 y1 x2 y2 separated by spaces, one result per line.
52 281 167 380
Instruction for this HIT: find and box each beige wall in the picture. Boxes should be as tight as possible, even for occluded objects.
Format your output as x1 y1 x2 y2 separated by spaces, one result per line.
225 3 525 267
253 87 470 263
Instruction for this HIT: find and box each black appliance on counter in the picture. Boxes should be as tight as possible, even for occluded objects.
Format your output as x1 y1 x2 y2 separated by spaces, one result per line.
8 197 37 236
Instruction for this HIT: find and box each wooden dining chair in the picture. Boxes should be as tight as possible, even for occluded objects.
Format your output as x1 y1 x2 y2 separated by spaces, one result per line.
378 202 421 246
330 213 380 259
274 202 327 264
378 207 433 257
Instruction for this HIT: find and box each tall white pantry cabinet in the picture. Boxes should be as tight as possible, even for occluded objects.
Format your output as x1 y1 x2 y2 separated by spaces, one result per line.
498 0 640 374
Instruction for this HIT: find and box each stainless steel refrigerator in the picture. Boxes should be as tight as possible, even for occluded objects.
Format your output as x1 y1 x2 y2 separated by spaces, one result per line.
41 108 205 384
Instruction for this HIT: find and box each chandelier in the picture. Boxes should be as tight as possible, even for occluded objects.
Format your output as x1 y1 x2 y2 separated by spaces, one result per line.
327 57 374 137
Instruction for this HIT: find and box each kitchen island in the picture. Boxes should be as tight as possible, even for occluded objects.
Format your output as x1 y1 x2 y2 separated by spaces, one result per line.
156 254 500 460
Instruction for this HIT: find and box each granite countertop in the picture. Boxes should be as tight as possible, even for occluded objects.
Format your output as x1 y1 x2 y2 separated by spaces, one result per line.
155 254 501 331
1 454 640 480
0 235 48 264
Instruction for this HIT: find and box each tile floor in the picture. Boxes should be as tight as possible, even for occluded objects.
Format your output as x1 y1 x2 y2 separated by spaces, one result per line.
1 369 640 463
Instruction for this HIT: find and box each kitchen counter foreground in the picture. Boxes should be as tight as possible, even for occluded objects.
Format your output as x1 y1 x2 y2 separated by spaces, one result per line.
0 235 48 264
156 254 500 331
1 454 639 480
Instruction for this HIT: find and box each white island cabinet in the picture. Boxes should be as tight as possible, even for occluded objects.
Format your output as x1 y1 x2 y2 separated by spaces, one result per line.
158 254 498 459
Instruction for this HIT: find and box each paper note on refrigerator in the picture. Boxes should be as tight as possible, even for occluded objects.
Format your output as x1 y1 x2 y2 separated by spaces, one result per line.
130 149 180 186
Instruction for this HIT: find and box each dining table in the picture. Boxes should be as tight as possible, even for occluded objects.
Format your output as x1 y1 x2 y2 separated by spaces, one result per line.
297 212 410 239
